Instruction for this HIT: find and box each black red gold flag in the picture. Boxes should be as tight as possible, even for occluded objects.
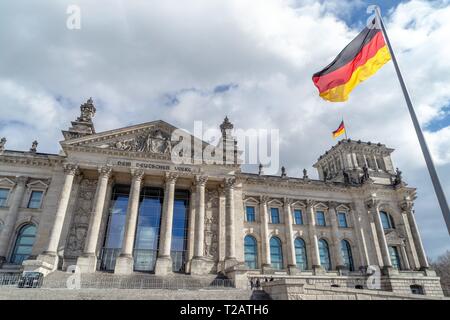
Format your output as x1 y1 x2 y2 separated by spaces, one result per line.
313 25 391 102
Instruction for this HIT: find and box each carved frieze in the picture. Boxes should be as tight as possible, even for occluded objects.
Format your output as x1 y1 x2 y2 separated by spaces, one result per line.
98 129 173 155
64 178 98 258
204 190 219 259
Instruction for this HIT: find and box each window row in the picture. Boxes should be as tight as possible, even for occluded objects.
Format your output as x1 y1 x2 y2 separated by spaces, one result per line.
0 188 44 209
244 235 355 271
245 206 349 228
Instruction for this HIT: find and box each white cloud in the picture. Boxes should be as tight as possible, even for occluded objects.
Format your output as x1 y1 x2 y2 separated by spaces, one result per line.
0 0 449 257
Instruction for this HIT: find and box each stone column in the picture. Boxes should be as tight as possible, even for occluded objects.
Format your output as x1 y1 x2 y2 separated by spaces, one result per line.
367 198 393 273
224 177 238 270
400 245 411 270
38 164 79 271
349 204 370 268
114 168 144 274
0 176 27 265
402 200 429 270
186 185 196 273
284 198 297 274
329 203 345 272
154 172 178 275
77 165 112 272
306 200 323 274
259 196 271 272
190 175 208 275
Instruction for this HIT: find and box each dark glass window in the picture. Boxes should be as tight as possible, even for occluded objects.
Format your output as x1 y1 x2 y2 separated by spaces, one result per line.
10 224 36 264
244 235 258 269
27 191 43 209
270 208 280 224
340 240 354 271
100 185 130 271
389 246 402 269
380 211 395 229
171 190 190 273
0 188 9 207
316 211 326 226
246 206 256 222
319 239 331 271
338 212 348 228
410 285 424 295
294 209 303 225
133 187 164 272
270 237 283 270
294 238 308 270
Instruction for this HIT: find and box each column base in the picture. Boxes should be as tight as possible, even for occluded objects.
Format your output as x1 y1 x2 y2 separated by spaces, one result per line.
114 255 134 275
288 264 299 275
0 256 6 268
313 265 325 275
190 257 215 275
154 256 172 276
224 257 239 272
262 264 273 274
22 252 58 276
381 266 398 276
76 254 98 273
420 267 436 276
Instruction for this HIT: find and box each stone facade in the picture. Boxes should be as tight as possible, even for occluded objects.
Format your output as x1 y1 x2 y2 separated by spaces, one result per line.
0 98 444 298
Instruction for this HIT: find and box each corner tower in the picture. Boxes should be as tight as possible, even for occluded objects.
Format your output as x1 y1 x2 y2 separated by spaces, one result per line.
313 139 397 185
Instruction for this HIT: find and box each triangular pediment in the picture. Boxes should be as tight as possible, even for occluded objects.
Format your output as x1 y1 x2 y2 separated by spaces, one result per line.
60 120 210 161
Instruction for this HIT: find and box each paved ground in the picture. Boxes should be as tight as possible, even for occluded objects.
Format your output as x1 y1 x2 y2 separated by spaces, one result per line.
0 288 254 300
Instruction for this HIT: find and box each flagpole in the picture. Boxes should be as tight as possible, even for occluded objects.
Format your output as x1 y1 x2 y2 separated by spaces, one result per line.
342 117 348 139
375 7 450 234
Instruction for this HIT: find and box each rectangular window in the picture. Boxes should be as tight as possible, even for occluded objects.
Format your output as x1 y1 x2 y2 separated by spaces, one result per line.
316 211 326 226
0 188 9 207
246 206 256 222
27 191 43 209
270 208 280 224
389 246 402 270
294 209 303 225
338 212 348 228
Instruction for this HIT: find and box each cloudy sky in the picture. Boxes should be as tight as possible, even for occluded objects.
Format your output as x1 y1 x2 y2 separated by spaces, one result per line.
0 0 449 259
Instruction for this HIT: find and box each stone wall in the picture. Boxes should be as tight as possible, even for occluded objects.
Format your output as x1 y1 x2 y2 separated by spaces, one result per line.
262 278 448 300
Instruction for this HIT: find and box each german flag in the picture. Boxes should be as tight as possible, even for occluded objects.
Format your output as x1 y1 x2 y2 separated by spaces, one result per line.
312 25 391 102
333 121 346 138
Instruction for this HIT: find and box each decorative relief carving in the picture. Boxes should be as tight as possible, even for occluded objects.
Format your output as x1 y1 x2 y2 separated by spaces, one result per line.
63 163 79 176
98 129 173 155
64 178 98 258
204 190 219 259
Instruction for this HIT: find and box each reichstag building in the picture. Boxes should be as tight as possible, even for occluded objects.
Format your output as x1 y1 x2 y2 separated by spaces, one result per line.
0 98 444 297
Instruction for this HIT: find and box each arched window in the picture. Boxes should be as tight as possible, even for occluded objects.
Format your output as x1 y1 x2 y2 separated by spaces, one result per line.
10 224 37 265
318 239 331 271
244 235 258 269
380 211 395 229
294 238 308 270
270 237 283 270
340 240 354 271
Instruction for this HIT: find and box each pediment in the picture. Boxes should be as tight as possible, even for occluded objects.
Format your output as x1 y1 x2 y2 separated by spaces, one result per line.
385 230 404 245
61 120 207 160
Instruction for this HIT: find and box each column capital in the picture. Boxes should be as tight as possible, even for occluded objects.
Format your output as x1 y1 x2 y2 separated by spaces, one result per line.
224 177 236 189
98 165 113 178
283 197 294 207
130 168 144 181
164 172 178 184
365 197 380 211
400 200 414 213
195 175 208 186
260 195 270 205
15 176 28 185
328 201 339 211
63 163 79 176
306 199 316 209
